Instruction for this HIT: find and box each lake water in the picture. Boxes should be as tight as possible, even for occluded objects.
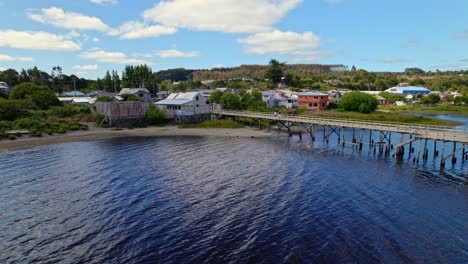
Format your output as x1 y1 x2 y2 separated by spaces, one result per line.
0 129 467 263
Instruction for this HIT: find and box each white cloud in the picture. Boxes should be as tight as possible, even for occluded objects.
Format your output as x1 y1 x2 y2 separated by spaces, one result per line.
90 0 118 5
28 7 111 32
142 0 303 33
80 48 152 65
92 37 100 42
155 49 199 58
113 21 177 39
238 30 320 54
0 54 33 62
453 29 468 40
72 64 98 71
0 30 81 51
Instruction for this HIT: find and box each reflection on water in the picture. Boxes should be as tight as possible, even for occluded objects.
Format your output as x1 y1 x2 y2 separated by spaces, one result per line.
0 135 466 263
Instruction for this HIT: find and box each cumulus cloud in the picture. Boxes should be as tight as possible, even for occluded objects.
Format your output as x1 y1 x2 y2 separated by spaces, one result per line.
142 0 303 33
90 0 118 5
79 48 152 65
0 30 81 51
0 54 33 62
238 30 320 56
155 49 199 58
111 21 177 39
72 64 98 71
28 7 111 32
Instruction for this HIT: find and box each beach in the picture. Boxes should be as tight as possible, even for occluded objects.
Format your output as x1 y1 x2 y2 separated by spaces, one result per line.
0 125 275 152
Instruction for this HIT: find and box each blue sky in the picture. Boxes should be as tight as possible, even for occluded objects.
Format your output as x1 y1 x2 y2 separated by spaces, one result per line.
0 0 467 79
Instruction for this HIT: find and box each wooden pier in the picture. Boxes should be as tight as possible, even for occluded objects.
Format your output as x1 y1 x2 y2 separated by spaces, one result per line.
212 110 468 169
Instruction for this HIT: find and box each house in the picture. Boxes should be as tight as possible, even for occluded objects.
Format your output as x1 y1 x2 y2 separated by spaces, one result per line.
296 91 329 110
261 90 298 109
0 82 11 93
58 97 96 105
86 90 116 98
327 90 346 104
155 92 211 119
156 91 171 100
385 86 430 95
119 88 152 102
63 91 85 97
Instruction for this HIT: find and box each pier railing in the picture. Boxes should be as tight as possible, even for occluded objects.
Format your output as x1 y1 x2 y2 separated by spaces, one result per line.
212 110 468 143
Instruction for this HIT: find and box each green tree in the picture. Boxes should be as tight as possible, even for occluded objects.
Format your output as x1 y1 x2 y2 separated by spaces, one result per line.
209 90 224 104
9 82 60 110
339 92 378 113
219 93 241 110
265 59 285 84
103 71 113 92
420 94 441 104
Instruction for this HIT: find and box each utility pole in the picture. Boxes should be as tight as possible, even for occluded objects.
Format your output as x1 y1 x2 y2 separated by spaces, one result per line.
73 78 76 92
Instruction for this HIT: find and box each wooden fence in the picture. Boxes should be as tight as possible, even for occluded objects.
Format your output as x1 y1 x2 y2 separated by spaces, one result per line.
95 102 150 126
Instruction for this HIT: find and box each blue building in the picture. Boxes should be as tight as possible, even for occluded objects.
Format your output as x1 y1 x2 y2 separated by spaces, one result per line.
384 86 430 95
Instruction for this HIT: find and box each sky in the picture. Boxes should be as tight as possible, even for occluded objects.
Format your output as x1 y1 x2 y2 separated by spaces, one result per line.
0 0 467 79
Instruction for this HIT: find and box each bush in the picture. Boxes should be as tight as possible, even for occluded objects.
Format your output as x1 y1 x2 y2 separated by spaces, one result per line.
13 118 48 133
9 82 60 110
0 98 32 121
50 105 90 118
146 106 167 125
379 92 406 103
420 94 441 105
93 112 105 125
96 96 113 102
122 94 140 101
339 91 378 113
30 90 61 110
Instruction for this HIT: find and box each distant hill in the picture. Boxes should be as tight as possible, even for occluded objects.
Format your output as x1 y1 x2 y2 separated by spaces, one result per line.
191 64 347 81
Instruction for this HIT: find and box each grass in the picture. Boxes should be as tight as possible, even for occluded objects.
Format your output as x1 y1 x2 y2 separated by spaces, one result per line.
379 104 468 114
300 110 458 126
179 119 244 129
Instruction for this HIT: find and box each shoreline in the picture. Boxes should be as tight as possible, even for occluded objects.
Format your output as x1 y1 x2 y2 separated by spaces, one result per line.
0 125 275 152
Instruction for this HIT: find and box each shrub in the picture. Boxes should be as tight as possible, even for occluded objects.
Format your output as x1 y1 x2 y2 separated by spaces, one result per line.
10 82 50 100
9 82 60 110
0 98 32 121
420 94 441 105
13 118 47 133
96 96 113 102
93 112 105 125
0 120 14 132
30 90 61 110
122 94 140 101
50 105 90 118
339 91 378 113
146 106 167 125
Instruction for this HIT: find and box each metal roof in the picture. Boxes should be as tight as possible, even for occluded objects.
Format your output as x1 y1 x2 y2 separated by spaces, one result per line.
156 99 193 105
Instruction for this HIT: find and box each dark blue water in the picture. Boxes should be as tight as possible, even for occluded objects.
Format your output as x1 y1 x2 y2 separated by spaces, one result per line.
0 135 467 263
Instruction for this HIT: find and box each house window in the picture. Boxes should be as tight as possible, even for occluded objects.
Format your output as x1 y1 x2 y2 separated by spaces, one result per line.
321 96 324 99
313 103 318 107
139 93 144 97
309 103 313 107
178 105 181 110
321 103 325 107
314 96 318 99
206 101 209 104
196 96 199 100
306 96 309 99
196 104 199 107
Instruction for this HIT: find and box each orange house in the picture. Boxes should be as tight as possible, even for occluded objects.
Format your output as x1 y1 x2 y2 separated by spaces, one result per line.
297 92 329 110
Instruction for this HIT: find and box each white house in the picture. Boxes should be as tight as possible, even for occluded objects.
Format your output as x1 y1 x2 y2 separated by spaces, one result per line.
58 97 96 105
261 90 298 109
0 82 12 93
155 92 211 119
119 88 152 102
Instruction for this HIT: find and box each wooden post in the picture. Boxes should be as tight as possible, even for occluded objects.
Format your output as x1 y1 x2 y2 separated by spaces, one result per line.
451 142 457 165
440 141 446 169
423 139 428 161
433 140 437 157
359 129 364 151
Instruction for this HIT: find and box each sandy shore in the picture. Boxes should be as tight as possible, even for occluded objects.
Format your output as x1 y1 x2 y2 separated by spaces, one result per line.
0 125 275 152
